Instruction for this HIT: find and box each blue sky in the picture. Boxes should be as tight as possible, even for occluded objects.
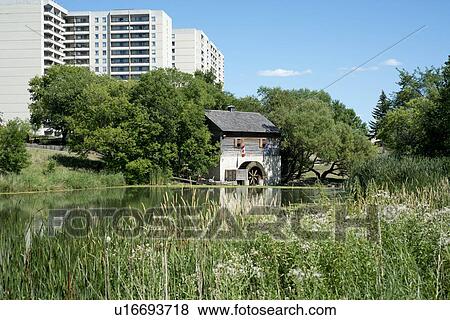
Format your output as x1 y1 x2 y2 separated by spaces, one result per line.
59 0 450 122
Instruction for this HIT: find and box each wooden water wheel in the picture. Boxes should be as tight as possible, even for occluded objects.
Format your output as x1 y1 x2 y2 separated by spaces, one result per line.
248 167 262 185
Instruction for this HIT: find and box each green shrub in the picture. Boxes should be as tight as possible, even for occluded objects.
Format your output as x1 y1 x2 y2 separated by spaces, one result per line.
124 158 169 185
0 120 30 175
43 159 57 175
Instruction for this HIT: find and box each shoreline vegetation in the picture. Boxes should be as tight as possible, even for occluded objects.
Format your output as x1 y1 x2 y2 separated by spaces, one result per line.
0 148 344 195
1 180 448 299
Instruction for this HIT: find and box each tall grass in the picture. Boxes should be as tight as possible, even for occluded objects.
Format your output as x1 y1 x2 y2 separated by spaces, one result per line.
0 183 448 299
349 156 450 193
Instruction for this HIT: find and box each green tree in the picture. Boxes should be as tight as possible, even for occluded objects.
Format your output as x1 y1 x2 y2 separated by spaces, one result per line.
257 87 339 182
369 91 391 138
256 87 374 182
131 69 219 177
0 120 30 174
29 65 96 144
69 69 219 180
378 56 450 156
317 122 375 180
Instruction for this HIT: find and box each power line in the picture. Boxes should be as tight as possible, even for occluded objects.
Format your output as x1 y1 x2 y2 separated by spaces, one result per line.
322 25 427 90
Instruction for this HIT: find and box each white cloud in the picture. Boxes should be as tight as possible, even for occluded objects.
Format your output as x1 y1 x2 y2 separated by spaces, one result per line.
258 68 312 77
382 58 402 66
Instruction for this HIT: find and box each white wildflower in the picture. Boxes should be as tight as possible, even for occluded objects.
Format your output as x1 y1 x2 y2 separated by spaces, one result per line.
380 204 409 222
376 190 391 200
288 268 306 281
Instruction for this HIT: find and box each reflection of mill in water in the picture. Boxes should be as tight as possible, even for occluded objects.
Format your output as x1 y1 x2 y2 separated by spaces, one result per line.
218 188 282 215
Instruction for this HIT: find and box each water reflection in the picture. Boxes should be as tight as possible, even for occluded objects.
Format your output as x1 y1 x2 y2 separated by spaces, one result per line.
0 186 343 220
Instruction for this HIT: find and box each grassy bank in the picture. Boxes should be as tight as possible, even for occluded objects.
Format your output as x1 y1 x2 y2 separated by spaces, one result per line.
0 182 448 299
0 148 125 193
349 156 450 193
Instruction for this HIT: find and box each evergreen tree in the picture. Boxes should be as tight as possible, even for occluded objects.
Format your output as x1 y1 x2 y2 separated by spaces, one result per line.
369 90 391 138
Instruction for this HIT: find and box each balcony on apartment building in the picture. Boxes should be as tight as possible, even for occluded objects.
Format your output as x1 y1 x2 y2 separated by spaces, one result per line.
63 58 90 66
44 4 66 24
63 34 90 43
64 16 90 27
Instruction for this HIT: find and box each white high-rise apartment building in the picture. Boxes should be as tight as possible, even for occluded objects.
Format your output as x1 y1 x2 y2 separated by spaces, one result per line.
64 10 173 79
172 29 224 83
0 0 67 121
0 0 224 121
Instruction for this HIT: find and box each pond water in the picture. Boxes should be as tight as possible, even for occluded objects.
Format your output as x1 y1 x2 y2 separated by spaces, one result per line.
0 186 344 218
0 186 345 240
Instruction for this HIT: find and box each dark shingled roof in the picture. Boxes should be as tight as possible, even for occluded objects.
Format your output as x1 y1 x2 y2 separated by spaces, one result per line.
205 110 280 135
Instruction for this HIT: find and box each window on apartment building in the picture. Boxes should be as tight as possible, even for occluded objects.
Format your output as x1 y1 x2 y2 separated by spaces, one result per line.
102 42 107 47
95 59 99 64
131 49 149 55
151 33 156 38
95 26 99 31
95 67 99 72
131 41 150 47
111 16 129 22
131 57 149 63
95 17 99 23
111 58 130 64
111 25 129 31
103 58 107 64
172 41 175 46
95 34 99 39
151 16 156 22
172 56 175 61
112 50 129 55
131 66 149 72
151 49 156 55
172 63 176 67
151 41 156 47
172 48 175 53
95 50 99 56
172 34 175 39
95 42 99 48
111 41 129 48
151 57 156 63
103 66 107 72
129 25 149 31
102 34 107 39
103 50 107 55
151 25 156 30
102 17 107 23
131 33 149 39
111 33 129 39
111 66 129 72
131 15 149 22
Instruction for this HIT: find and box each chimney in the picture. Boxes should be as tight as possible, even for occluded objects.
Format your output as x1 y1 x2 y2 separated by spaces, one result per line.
227 105 236 112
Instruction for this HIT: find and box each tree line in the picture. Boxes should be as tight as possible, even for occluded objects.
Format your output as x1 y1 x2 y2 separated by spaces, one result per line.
22 65 376 184
370 56 450 157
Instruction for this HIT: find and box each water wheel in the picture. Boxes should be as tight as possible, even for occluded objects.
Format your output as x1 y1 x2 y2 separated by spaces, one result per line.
248 167 262 185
